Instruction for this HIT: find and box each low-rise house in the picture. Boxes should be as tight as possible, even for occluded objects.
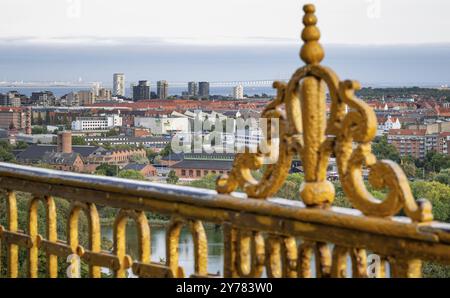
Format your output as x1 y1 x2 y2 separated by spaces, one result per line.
170 153 234 180
159 153 184 166
122 163 157 177
42 152 84 172
16 144 104 164
171 159 232 180
86 148 146 165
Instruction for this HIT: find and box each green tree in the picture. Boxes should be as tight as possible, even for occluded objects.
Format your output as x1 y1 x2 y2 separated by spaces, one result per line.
435 168 450 187
372 136 400 162
130 154 149 164
423 151 450 173
117 169 145 180
31 126 47 134
276 173 304 200
166 170 179 184
0 140 15 162
186 174 217 189
104 128 119 137
159 143 173 157
72 136 87 145
94 163 119 176
401 161 417 179
15 141 29 150
410 180 450 222
146 148 158 163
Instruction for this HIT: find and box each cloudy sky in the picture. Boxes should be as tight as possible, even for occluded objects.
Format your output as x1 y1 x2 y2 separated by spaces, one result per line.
0 0 449 85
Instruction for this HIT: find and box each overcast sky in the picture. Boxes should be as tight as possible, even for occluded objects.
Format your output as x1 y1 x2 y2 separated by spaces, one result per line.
1 0 449 45
0 0 449 84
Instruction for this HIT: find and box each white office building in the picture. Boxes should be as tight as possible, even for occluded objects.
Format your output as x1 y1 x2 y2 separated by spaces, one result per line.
232 85 244 99
134 116 189 135
113 73 125 97
71 114 122 131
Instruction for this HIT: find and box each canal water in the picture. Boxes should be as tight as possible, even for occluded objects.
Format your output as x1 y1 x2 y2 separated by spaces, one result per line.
101 224 224 277
101 223 387 277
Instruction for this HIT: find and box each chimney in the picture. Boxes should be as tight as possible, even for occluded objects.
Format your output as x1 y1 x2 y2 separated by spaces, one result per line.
57 131 72 153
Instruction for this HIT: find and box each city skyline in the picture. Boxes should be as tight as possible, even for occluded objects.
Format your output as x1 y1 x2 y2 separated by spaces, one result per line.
1 44 450 87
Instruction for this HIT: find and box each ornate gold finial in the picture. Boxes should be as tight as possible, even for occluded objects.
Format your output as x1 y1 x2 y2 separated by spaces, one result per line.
300 4 324 65
217 3 433 223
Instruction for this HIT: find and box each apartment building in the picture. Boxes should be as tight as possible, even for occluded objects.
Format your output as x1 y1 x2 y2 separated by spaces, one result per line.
387 129 426 159
0 107 26 130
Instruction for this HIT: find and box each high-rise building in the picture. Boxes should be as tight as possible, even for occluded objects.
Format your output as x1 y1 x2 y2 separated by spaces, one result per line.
198 81 210 98
92 82 101 96
113 73 125 97
130 83 136 99
188 81 198 96
0 107 26 130
78 90 96 106
31 91 56 106
0 91 22 107
157 80 169 99
133 80 150 101
65 92 79 106
97 88 112 101
233 85 244 99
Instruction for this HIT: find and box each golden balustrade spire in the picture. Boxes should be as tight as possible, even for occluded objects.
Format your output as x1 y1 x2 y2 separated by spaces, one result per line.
217 4 433 222
300 4 324 65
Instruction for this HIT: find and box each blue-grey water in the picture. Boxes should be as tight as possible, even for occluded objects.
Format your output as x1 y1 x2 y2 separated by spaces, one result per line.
0 44 449 87
101 224 224 277
100 224 388 278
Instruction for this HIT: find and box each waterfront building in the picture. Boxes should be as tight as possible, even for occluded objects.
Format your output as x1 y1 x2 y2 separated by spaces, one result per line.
232 85 244 99
97 88 112 101
198 81 210 98
157 80 169 99
31 91 56 106
188 81 198 96
78 90 96 106
133 80 150 101
113 73 125 97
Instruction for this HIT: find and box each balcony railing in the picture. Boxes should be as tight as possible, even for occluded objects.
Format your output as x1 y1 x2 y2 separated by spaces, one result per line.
0 162 449 278
1 4 450 278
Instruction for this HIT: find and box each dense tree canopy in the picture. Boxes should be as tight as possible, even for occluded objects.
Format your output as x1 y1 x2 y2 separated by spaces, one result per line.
372 136 400 162
117 169 145 180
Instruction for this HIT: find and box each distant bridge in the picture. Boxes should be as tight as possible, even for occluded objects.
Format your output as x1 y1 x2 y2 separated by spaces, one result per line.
0 79 289 89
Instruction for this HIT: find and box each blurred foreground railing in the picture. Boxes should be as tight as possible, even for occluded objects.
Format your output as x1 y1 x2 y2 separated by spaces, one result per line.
0 162 449 278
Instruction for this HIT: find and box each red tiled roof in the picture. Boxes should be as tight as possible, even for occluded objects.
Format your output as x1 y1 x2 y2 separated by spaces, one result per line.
388 129 426 136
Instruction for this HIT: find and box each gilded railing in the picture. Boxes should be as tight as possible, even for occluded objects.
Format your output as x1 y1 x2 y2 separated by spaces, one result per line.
0 162 449 278
0 4 450 278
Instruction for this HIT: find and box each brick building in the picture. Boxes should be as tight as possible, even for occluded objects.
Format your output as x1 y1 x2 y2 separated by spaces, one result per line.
122 163 157 177
0 107 26 130
388 129 426 159
86 148 146 165
170 153 234 180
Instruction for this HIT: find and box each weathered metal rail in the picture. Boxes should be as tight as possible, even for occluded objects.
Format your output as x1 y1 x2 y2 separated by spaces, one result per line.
1 4 450 278
0 162 449 278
